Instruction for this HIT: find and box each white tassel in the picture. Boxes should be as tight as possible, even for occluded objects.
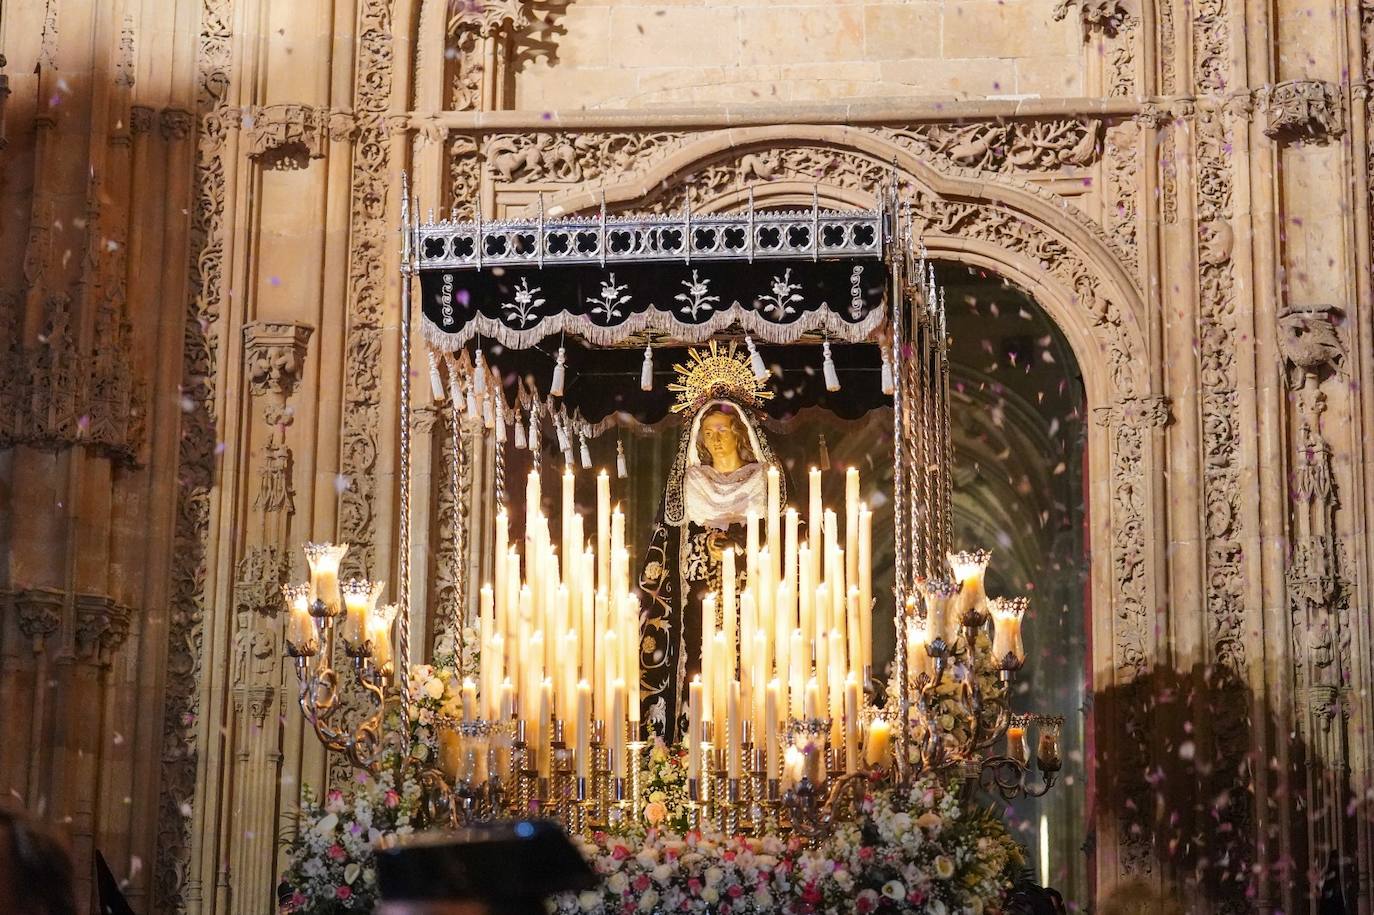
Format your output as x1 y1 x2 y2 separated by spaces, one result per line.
528 405 539 450
556 416 572 453
473 349 488 397
448 372 464 422
483 392 495 429
880 342 895 396
579 432 592 469
640 345 654 392
466 384 480 420
427 350 445 401
746 335 767 380
616 439 628 479
494 398 507 444
551 346 567 397
823 340 840 392
514 407 527 450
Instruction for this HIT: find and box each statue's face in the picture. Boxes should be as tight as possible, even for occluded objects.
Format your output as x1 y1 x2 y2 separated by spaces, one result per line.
700 411 742 468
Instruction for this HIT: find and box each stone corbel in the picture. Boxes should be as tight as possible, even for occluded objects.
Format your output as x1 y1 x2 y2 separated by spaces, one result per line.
1278 304 1345 390
1257 80 1345 144
447 0 533 37
244 104 333 168
129 105 157 136
243 321 313 400
1051 0 1128 37
13 587 64 652
159 107 194 142
73 593 132 664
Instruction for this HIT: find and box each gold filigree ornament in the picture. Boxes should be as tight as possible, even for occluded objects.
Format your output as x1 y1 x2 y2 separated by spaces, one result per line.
668 340 775 414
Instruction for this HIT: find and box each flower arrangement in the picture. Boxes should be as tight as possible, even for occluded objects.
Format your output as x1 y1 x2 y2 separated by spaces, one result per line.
556 774 1023 915
405 661 466 764
635 738 694 834
278 769 422 914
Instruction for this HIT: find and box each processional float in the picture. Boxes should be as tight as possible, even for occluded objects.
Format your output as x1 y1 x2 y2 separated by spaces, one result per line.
277 175 1062 838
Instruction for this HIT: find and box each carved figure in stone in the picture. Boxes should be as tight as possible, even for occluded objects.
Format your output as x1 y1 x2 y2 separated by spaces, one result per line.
1198 219 1233 266
1259 80 1345 144
738 150 781 181
255 437 294 515
1053 0 1129 35
1278 304 1345 388
485 134 581 182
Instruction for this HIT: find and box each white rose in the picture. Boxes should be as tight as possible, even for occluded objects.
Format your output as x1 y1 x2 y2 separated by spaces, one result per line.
577 889 602 912
638 890 660 911
424 677 445 700
652 864 673 883
607 873 629 894
635 851 658 869
702 886 719 904
704 866 723 887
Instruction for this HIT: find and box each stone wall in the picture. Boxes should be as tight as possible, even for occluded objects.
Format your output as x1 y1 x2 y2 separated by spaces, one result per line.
2 1 1373 913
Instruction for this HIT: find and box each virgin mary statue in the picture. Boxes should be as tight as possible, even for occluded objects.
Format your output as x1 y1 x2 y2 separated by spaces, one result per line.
638 342 786 740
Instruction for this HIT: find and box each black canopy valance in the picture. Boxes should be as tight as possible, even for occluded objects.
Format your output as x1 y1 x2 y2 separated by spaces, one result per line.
415 204 892 350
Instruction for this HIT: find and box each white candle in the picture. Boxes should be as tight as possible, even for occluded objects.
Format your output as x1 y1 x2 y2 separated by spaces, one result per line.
727 680 742 779
846 586 862 675
495 511 508 632
783 508 799 603
766 465 781 562
597 470 611 593
844 673 860 773
575 680 592 779
688 676 704 782
798 546 813 644
624 592 641 725
367 603 396 674
865 717 892 768
701 592 717 715
594 591 609 718
789 629 806 718
858 505 872 677
845 466 860 589
486 633 505 718
537 678 553 776
746 510 760 602
284 585 314 652
722 547 737 681
305 542 348 620
774 586 792 715
804 677 821 719
713 631 730 734
461 678 478 722
479 585 495 662
808 467 822 585
764 679 780 780
610 679 626 778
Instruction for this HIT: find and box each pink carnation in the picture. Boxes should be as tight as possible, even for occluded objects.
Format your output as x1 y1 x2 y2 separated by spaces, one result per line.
856 889 879 912
335 885 352 900
633 874 650 892
728 884 743 898
327 844 346 861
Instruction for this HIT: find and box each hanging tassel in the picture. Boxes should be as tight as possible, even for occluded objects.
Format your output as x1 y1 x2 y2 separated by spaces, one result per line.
579 431 592 469
494 397 507 444
427 350 445 401
640 345 654 392
528 403 540 451
514 406 527 450
556 415 572 454
616 438 628 479
482 392 495 429
746 335 767 380
466 384 480 421
818 434 832 471
822 340 840 392
473 349 488 397
551 345 567 397
880 342 895 396
447 368 464 425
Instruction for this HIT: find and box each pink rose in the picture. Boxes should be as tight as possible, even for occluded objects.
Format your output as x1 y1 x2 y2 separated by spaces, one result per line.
384 789 400 808
327 844 346 861
728 884 743 898
687 877 702 895
335 885 352 900
856 889 879 912
326 790 343 804
633 874 651 892
908 888 926 905
612 844 631 861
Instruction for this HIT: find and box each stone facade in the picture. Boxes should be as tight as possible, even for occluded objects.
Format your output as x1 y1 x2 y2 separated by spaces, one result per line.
1 1 1372 913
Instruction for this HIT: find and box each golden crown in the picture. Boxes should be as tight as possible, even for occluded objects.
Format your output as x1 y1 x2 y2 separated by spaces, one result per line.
668 341 774 414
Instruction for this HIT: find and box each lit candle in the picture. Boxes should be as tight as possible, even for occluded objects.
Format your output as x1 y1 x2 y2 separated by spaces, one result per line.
525 470 541 556
575 680 592 780
783 508 799 603
341 579 383 653
865 718 892 768
948 549 991 625
283 583 315 655
991 597 1028 668
807 467 822 585
611 508 626 594
580 579 595 684
727 680 742 779
739 592 755 702
688 676 704 782
764 679 781 780
1006 722 1030 766
845 467 860 589
774 586 792 714
304 541 348 619
766 465 781 559
751 628 768 740
782 745 805 791
561 469 575 583
499 678 514 721
368 603 398 675
461 678 478 722
844 673 860 773
597 471 610 593
827 630 843 746
594 591 609 718
1036 723 1062 771
804 677 821 720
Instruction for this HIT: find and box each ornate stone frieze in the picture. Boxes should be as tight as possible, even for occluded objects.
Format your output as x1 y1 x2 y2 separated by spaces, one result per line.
449 135 481 219
116 15 136 88
73 593 132 664
233 546 292 619
1257 80 1345 144
482 131 690 184
885 119 1103 173
156 0 235 905
1103 121 1141 275
13 587 64 650
243 321 313 399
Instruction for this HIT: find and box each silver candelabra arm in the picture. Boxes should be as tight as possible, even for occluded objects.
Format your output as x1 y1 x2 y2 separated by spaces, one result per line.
977 755 1058 800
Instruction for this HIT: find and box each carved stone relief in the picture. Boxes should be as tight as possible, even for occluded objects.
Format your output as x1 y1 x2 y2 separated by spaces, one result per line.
482 132 690 184
1257 80 1345 144
73 593 133 665
13 587 64 651
1053 0 1129 35
243 104 357 168
884 119 1102 173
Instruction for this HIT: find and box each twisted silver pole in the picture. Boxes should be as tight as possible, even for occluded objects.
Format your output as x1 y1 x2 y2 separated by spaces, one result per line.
397 173 414 752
